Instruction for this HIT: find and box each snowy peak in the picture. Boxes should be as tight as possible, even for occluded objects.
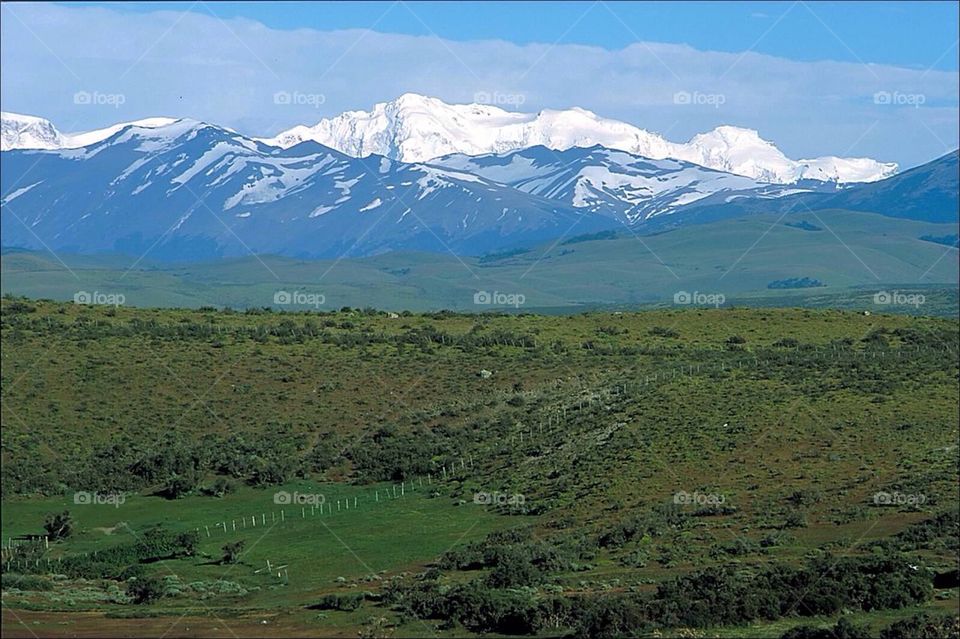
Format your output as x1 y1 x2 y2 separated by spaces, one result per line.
685 126 782 162
679 126 794 184
680 126 897 183
257 94 675 173
261 92 537 161
1 112 181 151
794 156 899 183
2 112 64 151
261 95 897 184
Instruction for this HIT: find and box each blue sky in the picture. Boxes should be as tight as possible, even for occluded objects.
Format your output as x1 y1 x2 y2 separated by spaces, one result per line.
2 1 957 168
74 1 959 71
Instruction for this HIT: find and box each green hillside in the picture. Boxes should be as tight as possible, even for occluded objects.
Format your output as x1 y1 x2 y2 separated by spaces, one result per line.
2 298 957 637
3 210 957 314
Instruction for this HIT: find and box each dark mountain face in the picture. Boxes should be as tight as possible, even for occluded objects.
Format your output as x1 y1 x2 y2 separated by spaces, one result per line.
431 145 809 225
805 150 958 223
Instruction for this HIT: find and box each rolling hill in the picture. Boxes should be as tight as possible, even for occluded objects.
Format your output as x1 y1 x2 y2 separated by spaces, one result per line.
3 209 956 313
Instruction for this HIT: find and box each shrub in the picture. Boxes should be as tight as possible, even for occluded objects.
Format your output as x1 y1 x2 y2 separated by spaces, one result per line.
572 594 651 639
314 593 364 611
880 613 960 639
43 511 74 540
1 573 53 591
648 326 679 338
126 575 166 604
221 540 245 565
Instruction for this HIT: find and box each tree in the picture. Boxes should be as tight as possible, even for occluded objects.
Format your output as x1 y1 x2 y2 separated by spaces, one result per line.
126 575 166 604
43 511 73 540
162 471 199 499
484 550 541 588
222 540 245 564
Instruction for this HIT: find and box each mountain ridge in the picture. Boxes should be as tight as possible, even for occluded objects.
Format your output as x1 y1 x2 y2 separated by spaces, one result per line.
1 111 179 151
430 144 818 224
0 118 617 260
2 93 897 184
1 115 954 262
256 93 898 184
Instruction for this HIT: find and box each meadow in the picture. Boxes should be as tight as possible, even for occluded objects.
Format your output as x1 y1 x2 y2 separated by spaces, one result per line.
1 298 958 637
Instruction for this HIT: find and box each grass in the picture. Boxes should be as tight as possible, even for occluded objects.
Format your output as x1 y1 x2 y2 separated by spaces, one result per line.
1 298 957 637
2 480 507 615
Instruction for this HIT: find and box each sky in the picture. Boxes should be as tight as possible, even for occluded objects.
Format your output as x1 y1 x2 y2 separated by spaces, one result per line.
1 1 957 168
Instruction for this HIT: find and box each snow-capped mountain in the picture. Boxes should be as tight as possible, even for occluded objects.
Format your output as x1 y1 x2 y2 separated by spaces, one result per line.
1 112 178 151
432 145 820 224
1 109 942 263
2 113 64 150
4 98 898 184
0 118 614 260
678 127 897 185
260 94 898 184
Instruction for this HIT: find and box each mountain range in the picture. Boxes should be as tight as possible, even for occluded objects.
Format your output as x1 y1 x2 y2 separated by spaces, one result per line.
5 95 897 184
256 94 898 184
0 95 956 262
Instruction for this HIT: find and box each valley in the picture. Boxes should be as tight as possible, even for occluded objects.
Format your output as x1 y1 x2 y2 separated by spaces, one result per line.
2 6 958 636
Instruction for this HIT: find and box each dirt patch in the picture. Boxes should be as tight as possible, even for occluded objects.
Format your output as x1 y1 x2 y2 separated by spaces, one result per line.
91 523 128 536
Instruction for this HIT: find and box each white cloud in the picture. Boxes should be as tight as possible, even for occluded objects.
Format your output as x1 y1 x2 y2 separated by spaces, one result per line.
1 2 956 168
